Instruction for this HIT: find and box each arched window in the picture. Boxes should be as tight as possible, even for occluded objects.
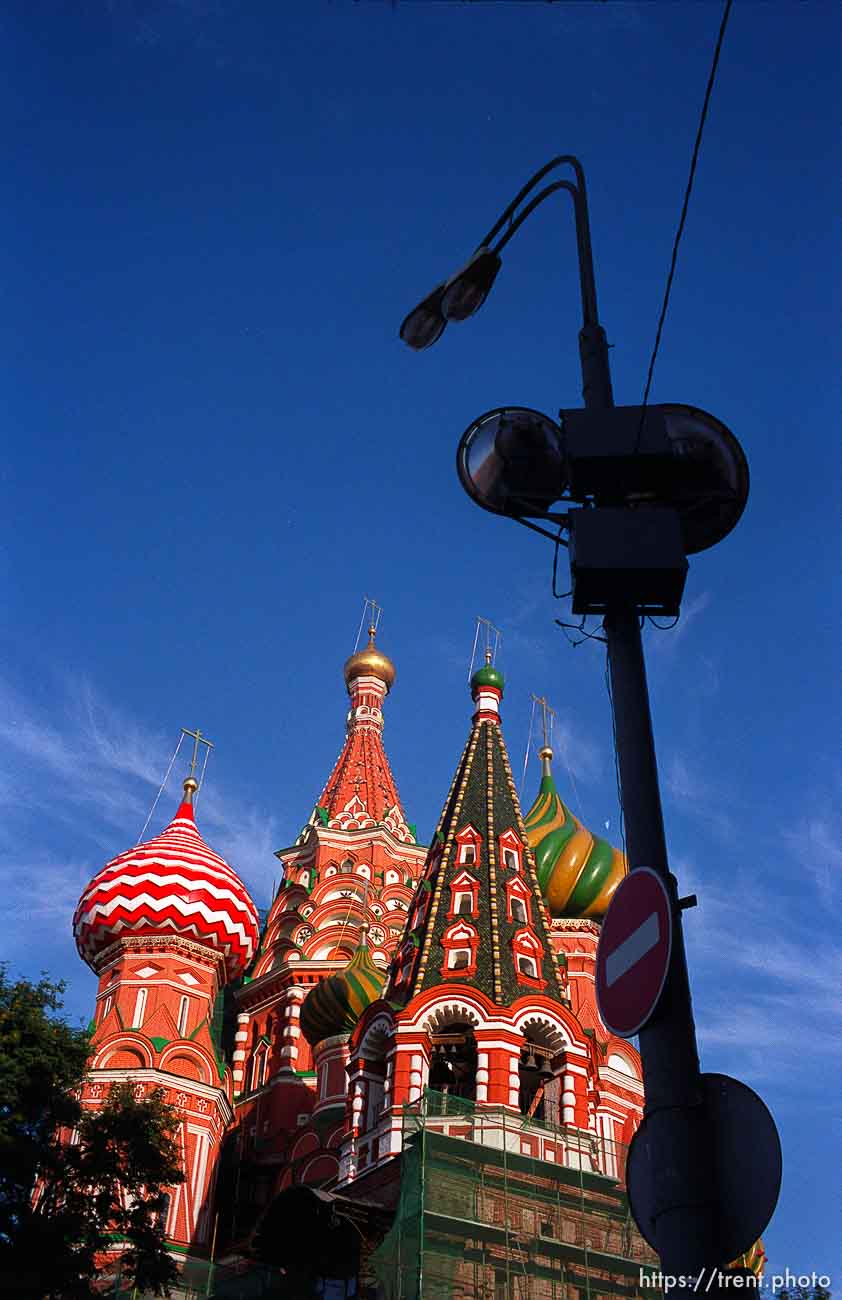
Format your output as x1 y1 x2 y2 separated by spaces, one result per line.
441 920 480 979
447 871 480 920
251 1041 269 1092
454 824 482 868
499 829 523 874
505 875 532 926
366 1077 385 1130
132 988 147 1028
511 928 546 990
177 996 190 1036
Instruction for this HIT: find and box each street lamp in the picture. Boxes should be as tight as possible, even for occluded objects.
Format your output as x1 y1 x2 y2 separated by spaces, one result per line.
399 283 448 351
399 156 765 1284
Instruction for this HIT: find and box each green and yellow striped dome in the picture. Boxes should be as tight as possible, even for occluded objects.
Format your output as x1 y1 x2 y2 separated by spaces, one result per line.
729 1240 765 1279
524 748 626 920
299 933 386 1048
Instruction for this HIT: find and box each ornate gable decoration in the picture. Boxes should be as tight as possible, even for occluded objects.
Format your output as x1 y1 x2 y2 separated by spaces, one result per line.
504 874 532 926
331 794 376 832
498 827 524 874
510 927 547 991
440 920 480 979
447 870 480 920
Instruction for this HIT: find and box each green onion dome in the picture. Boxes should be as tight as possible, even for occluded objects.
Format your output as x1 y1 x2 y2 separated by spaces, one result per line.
471 664 505 693
524 747 626 920
299 928 386 1048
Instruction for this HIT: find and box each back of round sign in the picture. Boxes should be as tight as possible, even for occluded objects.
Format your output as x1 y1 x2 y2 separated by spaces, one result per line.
626 1072 782 1266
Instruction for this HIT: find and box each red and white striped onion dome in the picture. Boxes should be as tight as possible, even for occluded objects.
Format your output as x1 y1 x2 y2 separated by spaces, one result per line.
73 778 260 981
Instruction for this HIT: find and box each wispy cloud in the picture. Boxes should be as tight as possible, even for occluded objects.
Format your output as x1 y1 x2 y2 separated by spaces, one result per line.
784 813 842 907
552 715 603 788
0 676 166 833
663 751 736 840
4 857 92 933
649 590 712 658
673 851 842 1101
0 673 281 951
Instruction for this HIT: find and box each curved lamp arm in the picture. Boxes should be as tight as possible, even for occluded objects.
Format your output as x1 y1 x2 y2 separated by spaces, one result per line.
491 179 599 329
479 155 586 248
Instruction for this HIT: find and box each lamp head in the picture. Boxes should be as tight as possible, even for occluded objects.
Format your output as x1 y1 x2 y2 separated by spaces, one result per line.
441 247 502 322
399 284 447 351
561 403 749 554
658 403 750 554
456 406 567 517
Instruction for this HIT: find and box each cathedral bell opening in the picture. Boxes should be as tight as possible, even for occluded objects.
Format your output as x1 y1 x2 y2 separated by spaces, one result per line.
517 1040 560 1124
428 1025 477 1102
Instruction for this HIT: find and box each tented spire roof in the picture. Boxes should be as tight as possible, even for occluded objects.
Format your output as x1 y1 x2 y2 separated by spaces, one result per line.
313 628 415 844
387 662 566 1006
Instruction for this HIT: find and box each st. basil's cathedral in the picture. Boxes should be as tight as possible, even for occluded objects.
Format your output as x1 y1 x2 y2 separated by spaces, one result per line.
70 624 752 1297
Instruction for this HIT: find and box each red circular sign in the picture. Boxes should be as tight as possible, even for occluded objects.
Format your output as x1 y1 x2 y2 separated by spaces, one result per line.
596 867 672 1038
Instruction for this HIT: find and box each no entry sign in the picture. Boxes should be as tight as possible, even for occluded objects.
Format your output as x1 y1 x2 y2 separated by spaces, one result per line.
596 867 672 1038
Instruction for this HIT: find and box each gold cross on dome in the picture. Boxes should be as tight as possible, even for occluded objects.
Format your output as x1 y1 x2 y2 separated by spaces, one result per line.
531 695 556 749
181 727 214 777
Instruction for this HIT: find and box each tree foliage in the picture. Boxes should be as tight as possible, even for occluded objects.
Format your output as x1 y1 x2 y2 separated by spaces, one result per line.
0 967 184 1298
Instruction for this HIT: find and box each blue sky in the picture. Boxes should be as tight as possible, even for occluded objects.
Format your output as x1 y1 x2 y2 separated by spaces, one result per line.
1 0 839 1283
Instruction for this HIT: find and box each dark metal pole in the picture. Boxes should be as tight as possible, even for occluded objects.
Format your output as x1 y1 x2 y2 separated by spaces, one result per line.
569 180 722 1278
602 605 721 1276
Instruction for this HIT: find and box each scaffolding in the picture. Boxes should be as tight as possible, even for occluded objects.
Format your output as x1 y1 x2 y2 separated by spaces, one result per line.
372 1088 659 1300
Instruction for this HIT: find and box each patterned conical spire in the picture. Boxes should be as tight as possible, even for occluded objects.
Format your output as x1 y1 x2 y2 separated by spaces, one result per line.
523 745 626 919
312 627 415 844
386 657 566 1006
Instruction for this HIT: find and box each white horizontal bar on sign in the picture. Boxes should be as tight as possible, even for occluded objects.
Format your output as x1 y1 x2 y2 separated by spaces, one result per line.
605 913 660 987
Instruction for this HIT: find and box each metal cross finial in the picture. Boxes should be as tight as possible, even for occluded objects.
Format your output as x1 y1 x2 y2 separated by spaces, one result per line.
181 727 214 778
469 616 502 680
354 596 383 651
531 695 556 749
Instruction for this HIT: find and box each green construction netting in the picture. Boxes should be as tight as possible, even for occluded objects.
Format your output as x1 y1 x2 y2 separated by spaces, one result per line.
372 1089 659 1300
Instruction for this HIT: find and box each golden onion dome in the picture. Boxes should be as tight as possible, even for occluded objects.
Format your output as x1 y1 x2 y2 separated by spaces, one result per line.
343 626 396 693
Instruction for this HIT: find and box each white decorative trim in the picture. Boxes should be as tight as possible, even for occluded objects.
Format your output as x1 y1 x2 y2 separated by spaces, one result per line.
415 998 483 1033
84 1068 233 1125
